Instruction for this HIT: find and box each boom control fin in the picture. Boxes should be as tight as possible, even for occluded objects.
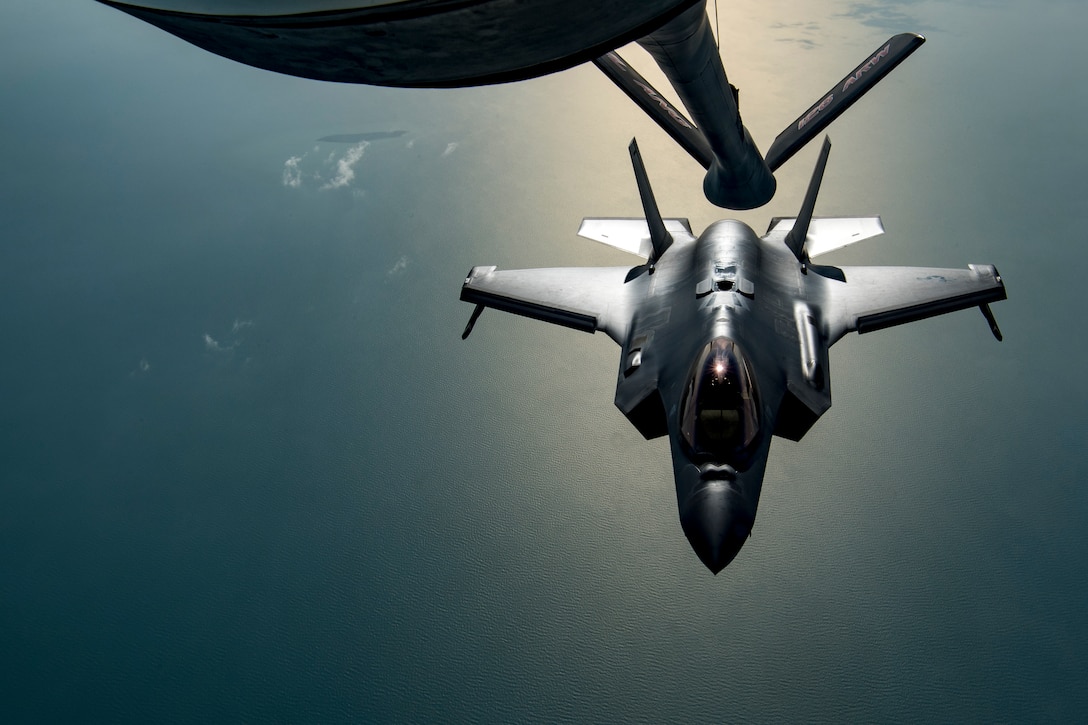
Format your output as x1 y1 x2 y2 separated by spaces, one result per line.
765 33 926 172
594 52 714 170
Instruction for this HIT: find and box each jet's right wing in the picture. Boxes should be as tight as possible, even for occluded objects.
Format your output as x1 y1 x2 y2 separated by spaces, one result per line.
460 265 634 344
823 264 1006 345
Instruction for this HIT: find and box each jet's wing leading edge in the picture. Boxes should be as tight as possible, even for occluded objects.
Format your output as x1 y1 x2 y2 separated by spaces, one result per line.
823 264 1007 345
460 266 634 344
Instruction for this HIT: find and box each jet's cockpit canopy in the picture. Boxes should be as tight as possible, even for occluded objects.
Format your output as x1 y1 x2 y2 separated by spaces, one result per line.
680 337 761 469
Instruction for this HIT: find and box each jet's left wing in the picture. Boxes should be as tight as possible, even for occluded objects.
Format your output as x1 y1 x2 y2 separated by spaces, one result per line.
823 264 1006 345
460 266 634 344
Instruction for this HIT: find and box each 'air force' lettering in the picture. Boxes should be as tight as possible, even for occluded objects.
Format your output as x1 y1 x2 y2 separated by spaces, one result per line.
798 94 833 130
796 42 892 132
602 52 695 131
605 53 629 71
635 80 696 130
843 44 891 92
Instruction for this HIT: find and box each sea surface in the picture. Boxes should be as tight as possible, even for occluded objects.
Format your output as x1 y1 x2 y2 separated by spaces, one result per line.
1 0 1086 721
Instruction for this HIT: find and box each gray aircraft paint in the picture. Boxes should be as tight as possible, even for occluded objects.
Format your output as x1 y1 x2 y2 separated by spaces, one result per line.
100 0 999 575
4 0 1086 721
462 138 1005 572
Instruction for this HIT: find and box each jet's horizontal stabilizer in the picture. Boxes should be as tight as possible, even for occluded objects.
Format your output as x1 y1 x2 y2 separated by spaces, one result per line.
594 52 714 170
764 33 926 172
765 216 884 257
578 217 694 259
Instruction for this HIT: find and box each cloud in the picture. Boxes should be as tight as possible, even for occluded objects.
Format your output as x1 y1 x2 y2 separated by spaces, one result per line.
204 333 228 352
774 37 816 50
283 138 386 191
841 2 922 32
387 255 409 276
321 141 369 190
129 357 151 377
441 142 459 157
769 21 820 50
205 319 255 354
318 130 406 143
282 155 304 188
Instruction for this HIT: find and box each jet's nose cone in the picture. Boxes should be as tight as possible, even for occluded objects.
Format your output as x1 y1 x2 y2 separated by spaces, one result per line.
680 482 752 574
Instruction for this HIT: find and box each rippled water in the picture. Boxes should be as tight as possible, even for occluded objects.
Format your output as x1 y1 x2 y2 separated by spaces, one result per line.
1 0 1085 721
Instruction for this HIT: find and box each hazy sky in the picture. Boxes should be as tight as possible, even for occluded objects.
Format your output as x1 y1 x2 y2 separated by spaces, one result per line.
2 0 1086 721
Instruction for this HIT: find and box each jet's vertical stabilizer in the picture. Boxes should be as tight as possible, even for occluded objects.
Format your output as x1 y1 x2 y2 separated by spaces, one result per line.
628 138 673 264
785 136 832 263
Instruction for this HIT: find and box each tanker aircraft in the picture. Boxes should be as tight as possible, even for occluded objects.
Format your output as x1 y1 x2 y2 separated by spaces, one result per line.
460 137 1006 573
97 0 923 209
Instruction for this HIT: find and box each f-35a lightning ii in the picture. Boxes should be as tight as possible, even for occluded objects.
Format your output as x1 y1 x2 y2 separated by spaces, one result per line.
460 137 1006 573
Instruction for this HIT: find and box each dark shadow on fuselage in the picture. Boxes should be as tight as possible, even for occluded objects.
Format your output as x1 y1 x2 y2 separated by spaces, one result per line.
624 265 652 283
809 263 846 283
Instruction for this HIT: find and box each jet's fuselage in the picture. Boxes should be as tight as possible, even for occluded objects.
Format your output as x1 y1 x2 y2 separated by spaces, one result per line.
620 220 793 572
459 138 1005 575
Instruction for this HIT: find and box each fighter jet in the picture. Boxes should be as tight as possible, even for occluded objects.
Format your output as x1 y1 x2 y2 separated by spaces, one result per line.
460 136 1006 573
97 0 922 209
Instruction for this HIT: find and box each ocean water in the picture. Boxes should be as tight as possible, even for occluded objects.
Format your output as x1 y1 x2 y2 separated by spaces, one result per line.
1 0 1085 721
